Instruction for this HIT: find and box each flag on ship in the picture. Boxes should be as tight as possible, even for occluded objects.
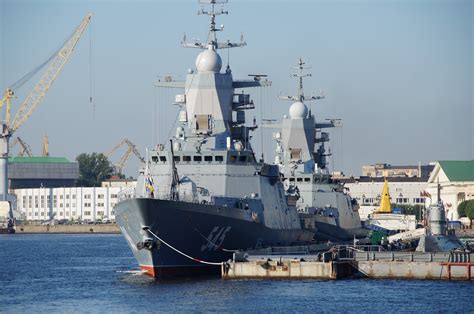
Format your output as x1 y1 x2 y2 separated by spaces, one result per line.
145 175 154 194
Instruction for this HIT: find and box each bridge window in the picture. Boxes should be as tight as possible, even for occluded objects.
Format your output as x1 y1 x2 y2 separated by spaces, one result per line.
289 178 295 182
204 156 212 162
304 178 311 182
159 156 167 162
297 178 303 182
229 155 237 162
173 156 180 162
194 156 202 162
152 156 159 162
239 156 247 162
215 156 224 162
183 156 191 162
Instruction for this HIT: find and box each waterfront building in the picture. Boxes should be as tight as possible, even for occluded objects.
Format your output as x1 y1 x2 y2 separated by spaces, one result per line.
8 156 79 189
362 163 434 178
342 177 427 221
13 183 136 222
426 160 474 221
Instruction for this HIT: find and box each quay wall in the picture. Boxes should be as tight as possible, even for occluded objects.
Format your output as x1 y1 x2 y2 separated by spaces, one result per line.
355 260 473 280
222 260 353 279
15 224 120 234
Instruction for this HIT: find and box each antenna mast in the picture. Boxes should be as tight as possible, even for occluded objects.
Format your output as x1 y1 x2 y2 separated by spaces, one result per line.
181 0 246 50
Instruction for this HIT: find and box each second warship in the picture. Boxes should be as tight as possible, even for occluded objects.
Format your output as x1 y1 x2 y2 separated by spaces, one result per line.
115 1 314 278
269 59 367 241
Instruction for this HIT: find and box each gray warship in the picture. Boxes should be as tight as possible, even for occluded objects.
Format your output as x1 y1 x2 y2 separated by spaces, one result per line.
269 59 366 241
115 1 314 278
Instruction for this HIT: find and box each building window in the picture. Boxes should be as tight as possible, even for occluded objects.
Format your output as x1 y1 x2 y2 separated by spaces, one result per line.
84 194 91 199
84 211 91 216
60 195 63 200
111 194 117 199
98 194 104 199
72 195 76 199
97 203 104 207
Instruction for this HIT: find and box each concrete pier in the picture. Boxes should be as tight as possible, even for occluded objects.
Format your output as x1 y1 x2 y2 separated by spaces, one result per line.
222 259 353 280
352 251 474 280
14 223 120 234
222 246 474 281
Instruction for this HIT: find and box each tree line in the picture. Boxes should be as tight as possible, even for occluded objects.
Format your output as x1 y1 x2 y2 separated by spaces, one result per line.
76 153 124 187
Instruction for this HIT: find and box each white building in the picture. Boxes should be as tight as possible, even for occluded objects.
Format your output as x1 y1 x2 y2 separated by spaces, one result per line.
13 183 136 222
343 178 428 220
426 160 474 221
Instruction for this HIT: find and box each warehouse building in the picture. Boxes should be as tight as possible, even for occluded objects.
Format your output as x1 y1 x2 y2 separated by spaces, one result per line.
8 156 79 189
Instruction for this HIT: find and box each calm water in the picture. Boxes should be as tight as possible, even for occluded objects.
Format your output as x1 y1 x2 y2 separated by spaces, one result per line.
0 234 472 313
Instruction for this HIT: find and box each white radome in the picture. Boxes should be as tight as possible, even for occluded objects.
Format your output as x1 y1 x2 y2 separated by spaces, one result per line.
195 47 222 73
289 101 308 119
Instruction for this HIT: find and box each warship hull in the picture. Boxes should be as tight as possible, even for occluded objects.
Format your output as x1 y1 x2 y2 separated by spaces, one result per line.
115 198 314 278
313 219 367 242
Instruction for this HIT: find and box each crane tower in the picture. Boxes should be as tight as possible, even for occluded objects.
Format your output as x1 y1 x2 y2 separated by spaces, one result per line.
0 14 92 202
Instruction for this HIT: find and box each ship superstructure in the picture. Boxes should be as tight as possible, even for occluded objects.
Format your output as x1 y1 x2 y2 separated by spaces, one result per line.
271 59 365 241
115 1 313 278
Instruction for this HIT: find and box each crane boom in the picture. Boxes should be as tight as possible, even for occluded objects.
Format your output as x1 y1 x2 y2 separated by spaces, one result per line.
105 138 145 173
10 137 33 157
9 13 92 132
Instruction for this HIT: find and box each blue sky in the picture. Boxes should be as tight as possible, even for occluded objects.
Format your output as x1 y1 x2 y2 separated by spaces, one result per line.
0 0 472 176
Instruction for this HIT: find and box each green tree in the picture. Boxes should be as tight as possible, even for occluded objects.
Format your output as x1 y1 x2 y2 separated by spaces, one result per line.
76 153 114 187
465 201 474 228
457 200 474 217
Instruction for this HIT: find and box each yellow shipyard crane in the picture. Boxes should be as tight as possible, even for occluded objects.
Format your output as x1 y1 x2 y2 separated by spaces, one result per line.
42 135 49 157
0 13 92 202
106 138 145 174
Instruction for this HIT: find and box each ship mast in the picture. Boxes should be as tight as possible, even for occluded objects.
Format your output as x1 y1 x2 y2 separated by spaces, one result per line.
279 58 324 108
181 0 246 50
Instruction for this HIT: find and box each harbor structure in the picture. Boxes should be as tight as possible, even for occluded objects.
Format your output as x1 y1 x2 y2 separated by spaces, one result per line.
425 160 474 221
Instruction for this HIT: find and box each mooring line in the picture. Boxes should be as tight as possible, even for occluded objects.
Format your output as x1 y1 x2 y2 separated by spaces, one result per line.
143 227 223 266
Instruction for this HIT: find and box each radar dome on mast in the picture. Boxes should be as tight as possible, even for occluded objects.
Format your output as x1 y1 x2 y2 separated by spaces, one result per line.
195 46 222 73
289 101 308 119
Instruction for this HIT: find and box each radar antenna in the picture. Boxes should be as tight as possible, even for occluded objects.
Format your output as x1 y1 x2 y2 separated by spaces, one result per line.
279 58 325 103
181 0 246 50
